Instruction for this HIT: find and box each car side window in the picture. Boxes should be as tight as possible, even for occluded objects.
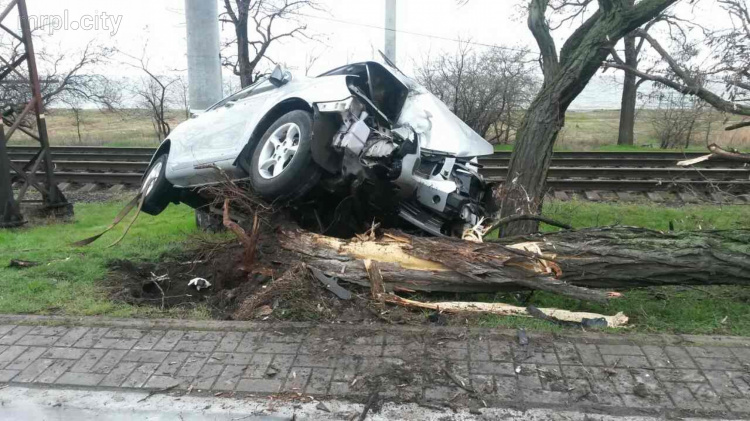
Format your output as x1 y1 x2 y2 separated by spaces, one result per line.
207 78 267 111
232 79 271 102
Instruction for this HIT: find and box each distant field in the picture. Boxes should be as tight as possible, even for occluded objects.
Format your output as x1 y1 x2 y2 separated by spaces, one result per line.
556 109 750 151
496 109 750 152
7 108 750 152
8 109 188 147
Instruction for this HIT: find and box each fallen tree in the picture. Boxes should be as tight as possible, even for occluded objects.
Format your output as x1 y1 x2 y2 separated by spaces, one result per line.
77 171 750 324
277 225 750 305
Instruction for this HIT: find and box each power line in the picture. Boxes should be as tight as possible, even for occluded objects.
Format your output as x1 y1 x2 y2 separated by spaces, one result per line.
290 11 532 54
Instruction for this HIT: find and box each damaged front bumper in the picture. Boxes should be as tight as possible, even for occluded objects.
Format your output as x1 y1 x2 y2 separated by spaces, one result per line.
399 152 489 237
315 95 492 237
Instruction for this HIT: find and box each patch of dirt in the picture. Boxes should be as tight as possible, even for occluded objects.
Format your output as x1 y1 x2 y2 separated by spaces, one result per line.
106 243 255 317
105 240 433 324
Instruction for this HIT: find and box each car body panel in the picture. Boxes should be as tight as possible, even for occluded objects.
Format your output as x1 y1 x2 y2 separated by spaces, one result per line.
367 61 495 157
163 74 353 187
398 88 495 157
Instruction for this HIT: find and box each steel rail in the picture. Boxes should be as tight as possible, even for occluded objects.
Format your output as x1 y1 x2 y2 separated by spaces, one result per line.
8 146 750 192
478 158 747 168
8 152 153 162
7 146 157 155
480 166 750 180
13 160 149 173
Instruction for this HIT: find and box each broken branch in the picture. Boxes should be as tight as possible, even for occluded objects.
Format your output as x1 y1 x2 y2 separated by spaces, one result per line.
223 199 260 271
381 295 628 328
678 143 750 166
364 259 386 304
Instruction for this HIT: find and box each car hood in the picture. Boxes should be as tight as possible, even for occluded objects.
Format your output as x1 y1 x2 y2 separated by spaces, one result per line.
397 87 495 157
374 62 495 158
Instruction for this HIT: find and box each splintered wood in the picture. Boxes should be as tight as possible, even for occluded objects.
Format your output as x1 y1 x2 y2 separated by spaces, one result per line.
382 295 629 328
279 227 750 305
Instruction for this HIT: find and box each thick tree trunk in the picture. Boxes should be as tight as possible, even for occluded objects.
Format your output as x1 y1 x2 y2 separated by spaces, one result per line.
496 96 562 235
497 228 750 288
235 20 253 88
498 0 678 236
617 34 638 146
277 227 750 304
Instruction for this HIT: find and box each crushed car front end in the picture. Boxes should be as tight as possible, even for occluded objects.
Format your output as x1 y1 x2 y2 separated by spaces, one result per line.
312 61 496 237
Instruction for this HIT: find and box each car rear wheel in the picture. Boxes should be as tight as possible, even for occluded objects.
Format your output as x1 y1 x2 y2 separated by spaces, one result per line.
249 110 321 201
141 154 175 215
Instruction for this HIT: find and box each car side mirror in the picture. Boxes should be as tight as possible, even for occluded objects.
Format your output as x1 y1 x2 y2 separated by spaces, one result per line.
269 65 290 87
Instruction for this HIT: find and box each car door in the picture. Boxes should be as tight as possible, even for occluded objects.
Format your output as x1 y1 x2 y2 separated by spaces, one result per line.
168 90 245 177
183 78 280 185
188 82 264 164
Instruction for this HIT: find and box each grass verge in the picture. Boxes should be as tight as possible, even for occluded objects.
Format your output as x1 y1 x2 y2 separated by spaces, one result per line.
0 202 210 318
1 199 749 335
478 200 750 335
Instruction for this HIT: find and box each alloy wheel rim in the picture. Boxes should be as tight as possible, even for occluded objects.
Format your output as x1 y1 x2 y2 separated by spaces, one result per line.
142 161 163 197
257 123 301 180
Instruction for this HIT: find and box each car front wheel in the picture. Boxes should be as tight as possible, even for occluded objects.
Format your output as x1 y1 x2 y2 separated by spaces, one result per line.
141 154 175 215
248 110 321 201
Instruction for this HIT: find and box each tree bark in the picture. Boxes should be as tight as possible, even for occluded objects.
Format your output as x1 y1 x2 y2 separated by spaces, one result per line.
617 33 638 146
235 18 253 88
496 98 561 235
277 227 750 304
499 0 678 236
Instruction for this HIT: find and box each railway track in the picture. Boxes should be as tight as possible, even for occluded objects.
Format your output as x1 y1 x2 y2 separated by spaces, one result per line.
6 146 750 200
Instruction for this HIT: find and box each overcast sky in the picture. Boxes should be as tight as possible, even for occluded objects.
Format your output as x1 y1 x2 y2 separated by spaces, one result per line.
8 0 733 109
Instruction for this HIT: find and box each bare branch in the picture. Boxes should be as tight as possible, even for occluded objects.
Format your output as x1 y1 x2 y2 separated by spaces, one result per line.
223 0 324 87
528 0 559 81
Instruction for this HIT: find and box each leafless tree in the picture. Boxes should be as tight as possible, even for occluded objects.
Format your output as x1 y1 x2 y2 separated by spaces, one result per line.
175 75 190 120
602 4 694 146
223 75 242 97
486 0 679 236
304 47 327 76
415 44 538 143
649 91 707 149
603 0 750 133
121 49 179 141
0 35 116 137
221 0 323 87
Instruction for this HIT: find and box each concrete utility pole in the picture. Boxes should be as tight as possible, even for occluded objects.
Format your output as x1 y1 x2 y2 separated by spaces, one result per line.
185 0 223 111
385 0 397 64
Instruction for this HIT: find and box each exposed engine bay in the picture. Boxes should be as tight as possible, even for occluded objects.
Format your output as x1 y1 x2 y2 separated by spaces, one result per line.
309 62 496 237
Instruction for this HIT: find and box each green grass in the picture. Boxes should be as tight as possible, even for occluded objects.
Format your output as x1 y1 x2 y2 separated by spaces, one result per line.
474 285 750 336
476 200 750 335
1 199 749 336
0 201 209 318
542 200 750 232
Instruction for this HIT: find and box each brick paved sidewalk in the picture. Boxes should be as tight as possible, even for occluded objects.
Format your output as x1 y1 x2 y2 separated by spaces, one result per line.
0 315 748 419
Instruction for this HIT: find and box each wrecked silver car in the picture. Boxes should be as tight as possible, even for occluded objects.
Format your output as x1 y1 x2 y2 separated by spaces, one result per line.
141 59 496 237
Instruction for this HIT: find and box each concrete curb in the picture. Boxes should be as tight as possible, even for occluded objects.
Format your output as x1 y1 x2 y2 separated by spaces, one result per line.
0 314 748 348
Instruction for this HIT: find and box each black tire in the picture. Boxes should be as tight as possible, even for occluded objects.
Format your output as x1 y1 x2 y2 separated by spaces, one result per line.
248 110 321 201
141 154 175 216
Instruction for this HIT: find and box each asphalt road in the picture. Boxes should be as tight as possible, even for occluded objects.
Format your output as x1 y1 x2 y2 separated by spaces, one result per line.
1 385 737 421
